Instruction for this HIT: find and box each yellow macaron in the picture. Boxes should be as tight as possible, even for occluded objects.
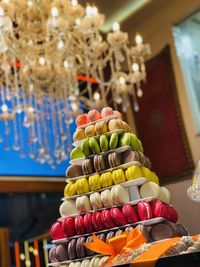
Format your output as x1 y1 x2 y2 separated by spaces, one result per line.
64 182 77 197
125 165 142 181
75 178 90 194
100 172 113 188
112 169 126 185
89 174 102 191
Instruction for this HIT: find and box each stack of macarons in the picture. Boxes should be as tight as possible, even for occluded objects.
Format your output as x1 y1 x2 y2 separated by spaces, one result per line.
66 150 152 179
71 132 144 160
51 200 179 241
64 166 159 197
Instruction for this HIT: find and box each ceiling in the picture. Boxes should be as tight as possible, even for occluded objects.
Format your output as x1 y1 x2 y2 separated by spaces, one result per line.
79 0 151 32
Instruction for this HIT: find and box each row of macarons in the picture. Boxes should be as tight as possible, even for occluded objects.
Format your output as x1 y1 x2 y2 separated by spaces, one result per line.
51 200 178 241
64 166 159 198
49 222 188 263
66 150 151 179
70 132 143 160
61 182 171 217
73 118 131 142
75 107 122 127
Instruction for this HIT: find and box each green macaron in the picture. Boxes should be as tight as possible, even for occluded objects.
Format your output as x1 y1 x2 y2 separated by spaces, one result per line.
81 138 92 157
100 135 109 152
70 146 85 160
89 137 101 154
109 132 119 150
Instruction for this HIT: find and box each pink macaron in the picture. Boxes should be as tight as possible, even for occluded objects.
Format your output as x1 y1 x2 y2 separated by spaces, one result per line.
122 204 139 224
50 221 65 240
62 217 76 238
84 212 94 233
101 107 114 118
76 114 89 127
92 211 105 231
113 110 123 120
88 110 101 122
137 201 153 221
110 207 128 226
75 215 85 235
101 210 116 229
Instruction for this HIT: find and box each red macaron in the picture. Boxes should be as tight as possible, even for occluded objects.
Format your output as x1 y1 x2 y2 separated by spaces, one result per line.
101 210 116 229
151 200 167 219
92 211 105 231
88 110 101 122
110 208 128 226
75 215 85 235
62 217 76 238
76 114 89 127
168 205 178 223
50 221 65 240
122 204 139 224
137 201 153 221
84 212 94 233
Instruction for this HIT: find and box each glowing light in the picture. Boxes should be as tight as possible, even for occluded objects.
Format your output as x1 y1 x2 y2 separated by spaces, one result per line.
63 60 69 68
71 102 78 111
1 104 8 112
119 76 126 85
27 0 33 7
0 7 4 16
135 33 143 45
57 40 64 49
132 63 139 72
51 7 58 17
75 18 81 26
94 92 100 101
112 22 120 32
71 0 78 6
39 57 45 65
86 6 93 16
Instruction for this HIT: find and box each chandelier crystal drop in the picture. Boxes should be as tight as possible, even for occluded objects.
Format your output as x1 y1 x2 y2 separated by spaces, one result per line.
0 0 150 166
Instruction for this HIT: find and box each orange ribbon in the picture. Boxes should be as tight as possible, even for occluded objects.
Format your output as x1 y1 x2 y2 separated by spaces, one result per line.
84 228 147 266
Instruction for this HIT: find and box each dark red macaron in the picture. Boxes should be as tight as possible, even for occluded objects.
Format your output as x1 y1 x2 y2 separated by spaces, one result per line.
84 212 94 233
122 204 139 223
101 209 116 229
62 217 76 238
137 201 153 221
168 205 178 223
75 215 85 235
110 207 128 226
50 221 65 240
92 211 105 231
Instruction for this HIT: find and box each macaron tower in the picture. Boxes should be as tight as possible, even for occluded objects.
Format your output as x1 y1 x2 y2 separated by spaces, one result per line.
49 107 188 267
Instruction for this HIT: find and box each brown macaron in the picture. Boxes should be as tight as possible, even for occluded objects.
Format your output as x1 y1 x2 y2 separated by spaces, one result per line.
82 158 94 175
176 224 189 237
66 165 83 178
86 236 95 256
108 152 121 168
94 154 106 172
150 222 178 242
97 233 106 242
123 150 140 164
68 239 77 260
49 246 58 263
55 244 69 262
115 229 123 236
76 237 86 259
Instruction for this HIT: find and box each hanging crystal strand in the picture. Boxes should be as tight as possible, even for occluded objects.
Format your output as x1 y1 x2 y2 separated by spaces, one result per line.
0 87 4 143
40 95 51 163
18 111 25 158
64 93 72 155
98 66 107 106
2 53 11 151
57 97 67 161
11 90 20 151
50 97 60 163
54 97 62 163
12 55 22 114
35 96 45 163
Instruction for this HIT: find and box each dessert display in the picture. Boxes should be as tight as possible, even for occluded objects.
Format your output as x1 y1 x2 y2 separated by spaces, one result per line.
48 107 191 267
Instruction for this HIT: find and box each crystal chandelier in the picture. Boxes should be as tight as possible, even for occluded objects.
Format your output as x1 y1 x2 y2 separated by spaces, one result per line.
0 0 150 167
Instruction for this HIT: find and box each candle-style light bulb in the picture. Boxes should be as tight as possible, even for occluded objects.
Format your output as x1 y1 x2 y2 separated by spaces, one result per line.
112 22 120 32
135 33 143 45
51 7 58 17
39 57 46 65
71 0 78 7
132 63 139 72
86 5 93 16
119 76 126 85
92 6 98 16
0 7 5 16
94 91 100 101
